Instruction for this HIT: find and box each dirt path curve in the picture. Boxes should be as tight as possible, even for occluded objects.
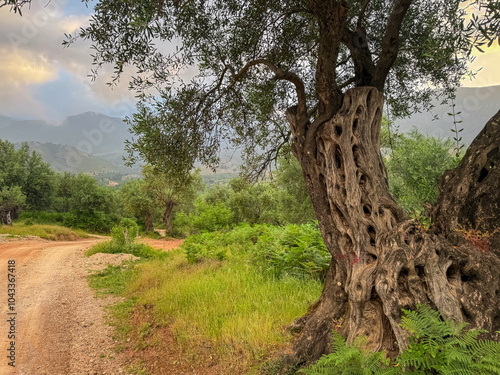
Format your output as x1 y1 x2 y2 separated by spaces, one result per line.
0 238 128 375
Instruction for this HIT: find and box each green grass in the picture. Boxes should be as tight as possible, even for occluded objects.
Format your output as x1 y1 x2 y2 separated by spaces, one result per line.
88 246 322 372
88 264 138 346
85 239 168 259
0 223 89 240
128 249 322 368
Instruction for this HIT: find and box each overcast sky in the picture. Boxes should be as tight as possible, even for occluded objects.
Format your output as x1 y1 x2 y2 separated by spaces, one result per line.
0 1 499 124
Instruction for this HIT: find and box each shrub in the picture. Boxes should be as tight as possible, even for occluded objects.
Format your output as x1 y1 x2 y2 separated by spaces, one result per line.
87 218 166 259
192 200 233 232
62 211 120 233
181 223 331 280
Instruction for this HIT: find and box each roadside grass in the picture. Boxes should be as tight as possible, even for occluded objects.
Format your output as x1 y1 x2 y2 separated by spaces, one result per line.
88 264 138 346
85 240 168 259
88 247 323 373
0 223 89 240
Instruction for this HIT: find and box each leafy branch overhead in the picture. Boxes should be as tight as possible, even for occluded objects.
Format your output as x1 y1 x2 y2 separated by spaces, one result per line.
47 0 497 176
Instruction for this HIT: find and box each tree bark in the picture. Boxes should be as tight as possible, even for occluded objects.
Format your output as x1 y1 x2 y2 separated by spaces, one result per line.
163 201 175 232
1 210 13 226
144 212 154 233
432 109 500 253
285 87 500 367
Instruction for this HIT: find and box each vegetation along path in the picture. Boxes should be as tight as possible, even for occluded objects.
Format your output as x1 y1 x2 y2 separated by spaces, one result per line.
0 237 138 375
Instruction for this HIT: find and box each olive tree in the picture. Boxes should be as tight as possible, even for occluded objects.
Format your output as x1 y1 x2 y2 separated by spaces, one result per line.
4 0 500 365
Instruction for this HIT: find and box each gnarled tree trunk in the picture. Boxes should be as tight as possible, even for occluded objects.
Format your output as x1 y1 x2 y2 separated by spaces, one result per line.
144 212 154 233
163 201 175 232
432 109 500 254
285 87 500 366
1 210 13 226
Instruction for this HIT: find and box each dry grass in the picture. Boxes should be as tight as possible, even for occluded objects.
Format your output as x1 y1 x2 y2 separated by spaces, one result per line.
0 223 88 241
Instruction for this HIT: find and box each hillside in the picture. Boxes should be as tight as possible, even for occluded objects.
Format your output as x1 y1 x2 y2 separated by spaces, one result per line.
23 142 139 176
0 112 130 163
1 85 498 178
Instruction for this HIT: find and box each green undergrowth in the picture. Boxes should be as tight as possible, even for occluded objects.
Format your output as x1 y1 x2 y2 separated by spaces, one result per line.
88 223 325 372
0 223 89 240
131 253 321 363
88 263 138 346
85 219 167 259
300 305 500 375
85 239 166 259
182 222 331 280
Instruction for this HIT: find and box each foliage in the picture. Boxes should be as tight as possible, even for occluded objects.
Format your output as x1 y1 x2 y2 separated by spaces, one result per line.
396 305 500 374
0 139 56 219
0 186 25 212
86 219 167 259
181 223 331 280
22 150 55 212
123 250 323 370
86 238 165 259
382 128 461 216
62 210 120 233
300 305 500 375
189 199 234 233
118 178 159 232
171 160 316 236
142 166 202 230
19 210 67 224
17 209 120 233
55 0 499 179
111 218 140 244
299 331 389 375
61 173 116 214
274 157 316 225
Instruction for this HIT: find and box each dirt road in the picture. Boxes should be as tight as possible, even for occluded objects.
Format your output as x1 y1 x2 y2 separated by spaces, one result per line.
0 238 130 375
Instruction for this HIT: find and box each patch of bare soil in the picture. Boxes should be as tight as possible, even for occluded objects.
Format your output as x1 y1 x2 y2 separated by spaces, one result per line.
139 237 184 251
0 239 131 375
124 306 224 375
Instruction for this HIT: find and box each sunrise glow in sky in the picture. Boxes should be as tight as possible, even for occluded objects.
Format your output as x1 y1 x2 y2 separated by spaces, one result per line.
0 1 499 123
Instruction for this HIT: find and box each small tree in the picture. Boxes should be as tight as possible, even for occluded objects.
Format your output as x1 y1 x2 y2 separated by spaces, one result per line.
383 129 461 216
0 139 55 218
119 179 158 233
0 186 25 225
143 166 202 232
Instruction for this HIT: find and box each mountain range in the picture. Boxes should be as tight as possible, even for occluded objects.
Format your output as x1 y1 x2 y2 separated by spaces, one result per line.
0 112 140 177
0 85 498 178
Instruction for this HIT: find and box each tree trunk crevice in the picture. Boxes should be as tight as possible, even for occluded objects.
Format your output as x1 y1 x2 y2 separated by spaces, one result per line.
284 88 500 368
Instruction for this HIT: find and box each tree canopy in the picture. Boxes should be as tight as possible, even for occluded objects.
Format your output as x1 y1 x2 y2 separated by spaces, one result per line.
52 0 497 178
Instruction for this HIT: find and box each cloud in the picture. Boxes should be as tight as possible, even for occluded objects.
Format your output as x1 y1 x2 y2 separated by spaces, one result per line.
463 44 500 87
0 52 56 86
0 0 136 121
0 0 498 123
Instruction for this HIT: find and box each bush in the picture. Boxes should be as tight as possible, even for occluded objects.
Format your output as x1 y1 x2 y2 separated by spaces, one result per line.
181 223 331 280
19 210 121 233
383 128 461 217
62 211 120 233
87 218 166 259
86 240 165 259
171 201 234 236
111 219 140 244
192 200 233 232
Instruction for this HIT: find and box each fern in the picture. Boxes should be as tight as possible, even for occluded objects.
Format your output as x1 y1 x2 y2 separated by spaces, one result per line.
299 305 500 375
397 305 500 374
